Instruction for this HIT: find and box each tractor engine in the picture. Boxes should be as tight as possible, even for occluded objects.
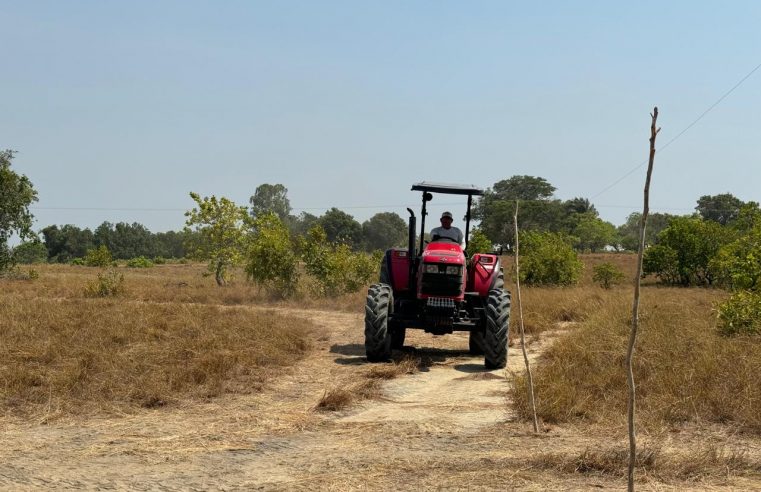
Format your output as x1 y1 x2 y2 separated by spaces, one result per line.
418 242 466 331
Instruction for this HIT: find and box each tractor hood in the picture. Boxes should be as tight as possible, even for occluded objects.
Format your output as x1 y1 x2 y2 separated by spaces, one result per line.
422 242 466 265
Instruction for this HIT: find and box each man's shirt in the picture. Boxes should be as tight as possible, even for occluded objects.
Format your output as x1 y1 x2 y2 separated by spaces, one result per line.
430 226 464 245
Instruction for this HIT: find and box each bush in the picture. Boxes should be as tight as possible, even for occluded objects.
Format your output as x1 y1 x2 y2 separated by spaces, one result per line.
710 225 761 291
71 258 85 266
245 213 299 297
152 256 166 265
84 268 125 297
643 217 733 286
717 291 761 336
84 245 113 267
592 262 625 289
126 256 154 268
302 226 379 296
518 231 582 286
467 229 493 255
12 241 48 264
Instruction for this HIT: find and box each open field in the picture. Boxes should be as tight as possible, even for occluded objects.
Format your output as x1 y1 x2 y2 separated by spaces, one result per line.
2 255 761 489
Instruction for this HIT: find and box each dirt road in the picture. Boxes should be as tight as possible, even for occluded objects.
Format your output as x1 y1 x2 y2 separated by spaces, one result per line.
1 307 750 490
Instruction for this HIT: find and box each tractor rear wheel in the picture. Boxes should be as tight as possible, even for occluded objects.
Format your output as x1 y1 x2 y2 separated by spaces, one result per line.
484 288 510 369
468 331 484 355
365 283 393 362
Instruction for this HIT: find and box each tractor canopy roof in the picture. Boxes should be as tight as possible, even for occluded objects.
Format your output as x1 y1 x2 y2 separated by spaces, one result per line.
411 181 484 196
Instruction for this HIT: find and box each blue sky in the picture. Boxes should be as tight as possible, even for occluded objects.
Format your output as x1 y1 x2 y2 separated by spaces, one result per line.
2 1 760 233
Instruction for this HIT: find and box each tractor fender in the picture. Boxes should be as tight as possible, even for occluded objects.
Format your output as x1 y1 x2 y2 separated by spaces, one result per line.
468 254 503 296
382 248 411 292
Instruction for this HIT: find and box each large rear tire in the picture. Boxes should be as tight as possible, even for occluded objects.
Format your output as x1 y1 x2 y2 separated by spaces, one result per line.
484 288 510 369
365 283 393 362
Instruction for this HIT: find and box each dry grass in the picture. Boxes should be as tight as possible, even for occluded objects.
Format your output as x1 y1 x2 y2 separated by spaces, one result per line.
532 443 761 482
0 294 314 418
315 356 423 411
513 286 761 432
315 379 383 411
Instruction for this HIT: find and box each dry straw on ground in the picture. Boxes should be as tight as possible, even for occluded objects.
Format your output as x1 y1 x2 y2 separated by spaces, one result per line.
0 293 314 417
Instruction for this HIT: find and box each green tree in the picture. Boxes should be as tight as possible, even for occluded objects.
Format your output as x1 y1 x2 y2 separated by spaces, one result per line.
467 228 493 254
643 216 733 286
12 240 48 264
301 226 377 296
475 176 565 248
245 212 299 297
184 192 249 286
0 150 38 272
362 212 407 251
84 245 113 267
572 213 617 252
710 224 761 291
593 262 625 289
154 230 190 258
94 221 157 259
563 197 597 216
617 212 677 251
289 211 319 237
731 202 761 234
318 208 362 248
41 224 95 262
696 193 745 225
519 231 582 285
249 183 292 222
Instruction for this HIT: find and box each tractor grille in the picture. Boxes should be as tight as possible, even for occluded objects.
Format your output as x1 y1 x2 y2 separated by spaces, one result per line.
421 271 463 297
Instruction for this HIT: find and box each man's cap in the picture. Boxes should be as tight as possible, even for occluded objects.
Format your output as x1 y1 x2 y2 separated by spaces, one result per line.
441 211 453 219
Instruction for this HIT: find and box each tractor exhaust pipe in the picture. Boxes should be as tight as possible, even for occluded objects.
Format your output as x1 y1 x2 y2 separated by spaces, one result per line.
407 208 416 292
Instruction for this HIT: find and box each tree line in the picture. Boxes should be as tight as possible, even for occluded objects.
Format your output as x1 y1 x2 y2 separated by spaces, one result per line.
1 149 756 269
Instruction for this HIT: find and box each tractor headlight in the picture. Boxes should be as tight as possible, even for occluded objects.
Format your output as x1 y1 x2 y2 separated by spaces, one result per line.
425 264 439 274
446 265 461 276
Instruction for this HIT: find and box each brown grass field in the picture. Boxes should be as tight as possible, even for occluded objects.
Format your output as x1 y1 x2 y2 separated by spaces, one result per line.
2 254 761 489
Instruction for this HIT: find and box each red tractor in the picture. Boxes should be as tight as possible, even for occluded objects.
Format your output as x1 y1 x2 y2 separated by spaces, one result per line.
365 182 510 368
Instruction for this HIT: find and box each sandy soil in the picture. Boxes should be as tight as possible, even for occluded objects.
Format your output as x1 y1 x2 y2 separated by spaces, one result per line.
1 307 759 491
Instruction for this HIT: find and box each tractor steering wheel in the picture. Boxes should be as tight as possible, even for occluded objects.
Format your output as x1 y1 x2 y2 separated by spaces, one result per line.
432 236 459 244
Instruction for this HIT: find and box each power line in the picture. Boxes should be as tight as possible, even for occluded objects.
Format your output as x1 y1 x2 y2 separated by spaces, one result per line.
591 60 761 200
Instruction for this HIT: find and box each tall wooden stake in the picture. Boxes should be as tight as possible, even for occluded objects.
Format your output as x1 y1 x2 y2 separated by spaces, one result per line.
627 107 660 491
514 200 539 433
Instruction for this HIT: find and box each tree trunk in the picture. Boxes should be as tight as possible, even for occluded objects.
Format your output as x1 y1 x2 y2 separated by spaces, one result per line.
215 260 226 286
627 107 660 492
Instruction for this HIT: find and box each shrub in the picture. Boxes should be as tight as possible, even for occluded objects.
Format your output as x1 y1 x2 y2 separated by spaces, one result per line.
467 229 493 255
152 256 166 265
70 258 85 266
518 231 582 286
84 268 125 297
717 291 761 336
710 225 761 291
84 245 113 267
126 256 154 268
643 217 733 286
245 212 299 297
592 262 625 289
12 241 48 264
302 226 379 296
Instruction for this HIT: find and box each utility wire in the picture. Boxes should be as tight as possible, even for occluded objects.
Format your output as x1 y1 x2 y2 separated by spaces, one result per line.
591 60 761 200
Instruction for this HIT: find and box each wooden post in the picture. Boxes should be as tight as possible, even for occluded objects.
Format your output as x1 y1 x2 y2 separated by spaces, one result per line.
514 200 539 433
626 107 660 491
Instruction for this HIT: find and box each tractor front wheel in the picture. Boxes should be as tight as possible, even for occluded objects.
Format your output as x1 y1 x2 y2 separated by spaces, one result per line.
484 289 510 369
365 283 393 362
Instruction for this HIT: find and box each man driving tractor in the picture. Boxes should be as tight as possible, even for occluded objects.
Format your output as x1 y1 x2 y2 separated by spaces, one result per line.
430 211 463 244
